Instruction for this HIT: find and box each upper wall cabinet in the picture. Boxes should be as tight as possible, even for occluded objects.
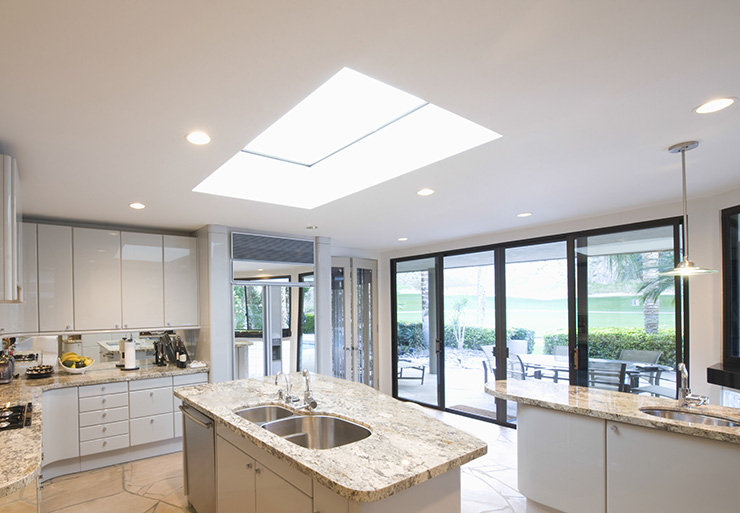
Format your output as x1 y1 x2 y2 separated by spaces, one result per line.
122 232 164 329
38 224 74 332
164 235 199 327
0 223 38 334
73 228 122 331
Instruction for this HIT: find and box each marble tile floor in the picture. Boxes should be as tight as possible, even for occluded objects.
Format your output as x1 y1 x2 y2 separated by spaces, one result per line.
39 412 523 513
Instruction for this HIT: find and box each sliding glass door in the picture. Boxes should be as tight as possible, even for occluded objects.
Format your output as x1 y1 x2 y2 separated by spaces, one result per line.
393 257 441 407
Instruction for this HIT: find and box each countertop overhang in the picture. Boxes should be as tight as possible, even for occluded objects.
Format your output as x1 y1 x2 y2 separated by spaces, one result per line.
486 379 740 444
174 374 487 502
0 362 208 498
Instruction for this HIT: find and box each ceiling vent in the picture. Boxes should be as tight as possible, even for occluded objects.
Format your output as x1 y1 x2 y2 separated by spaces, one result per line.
231 232 314 265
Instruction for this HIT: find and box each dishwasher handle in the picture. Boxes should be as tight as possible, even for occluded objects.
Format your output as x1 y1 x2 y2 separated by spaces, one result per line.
180 405 213 429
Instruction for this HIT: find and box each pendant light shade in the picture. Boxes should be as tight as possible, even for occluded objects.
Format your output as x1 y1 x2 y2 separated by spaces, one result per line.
660 141 717 276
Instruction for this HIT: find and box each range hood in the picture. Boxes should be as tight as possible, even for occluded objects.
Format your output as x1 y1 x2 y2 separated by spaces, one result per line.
0 155 21 303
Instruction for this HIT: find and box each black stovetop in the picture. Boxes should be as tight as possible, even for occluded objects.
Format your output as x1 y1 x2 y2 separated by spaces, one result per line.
0 402 32 431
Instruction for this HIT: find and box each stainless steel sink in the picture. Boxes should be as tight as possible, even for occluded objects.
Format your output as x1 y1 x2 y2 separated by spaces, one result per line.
262 415 371 449
235 405 296 425
640 408 740 427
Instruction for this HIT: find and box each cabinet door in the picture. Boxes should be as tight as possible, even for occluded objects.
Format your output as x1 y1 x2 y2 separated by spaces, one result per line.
38 224 75 331
42 388 79 464
121 232 163 329
73 227 121 330
163 235 198 327
606 421 740 513
0 223 38 333
216 435 256 513
255 464 312 513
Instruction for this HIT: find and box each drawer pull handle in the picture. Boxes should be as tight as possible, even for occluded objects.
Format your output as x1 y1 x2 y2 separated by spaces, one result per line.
102 398 106 403
103 441 107 446
102 427 107 432
245 463 252 470
102 412 107 418
150 419 155 424
150 392 154 397
254 467 261 475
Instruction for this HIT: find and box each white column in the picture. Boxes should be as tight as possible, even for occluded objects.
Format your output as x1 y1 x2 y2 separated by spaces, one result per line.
315 236 332 376
195 225 232 383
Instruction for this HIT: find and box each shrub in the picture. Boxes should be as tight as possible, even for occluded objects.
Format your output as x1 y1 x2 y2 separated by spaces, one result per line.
302 313 314 333
543 327 676 367
397 322 534 353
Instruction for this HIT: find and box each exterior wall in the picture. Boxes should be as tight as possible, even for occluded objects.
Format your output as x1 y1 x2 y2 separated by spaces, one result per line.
376 187 740 399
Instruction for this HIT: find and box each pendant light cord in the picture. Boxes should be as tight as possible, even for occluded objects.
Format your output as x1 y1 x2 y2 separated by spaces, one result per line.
681 147 689 260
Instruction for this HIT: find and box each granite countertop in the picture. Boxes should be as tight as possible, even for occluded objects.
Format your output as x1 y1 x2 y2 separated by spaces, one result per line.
486 379 740 444
175 374 487 502
0 361 208 498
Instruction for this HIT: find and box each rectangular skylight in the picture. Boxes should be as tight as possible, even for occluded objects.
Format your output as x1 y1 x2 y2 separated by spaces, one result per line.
194 67 502 209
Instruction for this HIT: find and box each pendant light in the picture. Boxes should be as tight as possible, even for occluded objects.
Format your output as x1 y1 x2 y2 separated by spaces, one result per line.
661 141 717 276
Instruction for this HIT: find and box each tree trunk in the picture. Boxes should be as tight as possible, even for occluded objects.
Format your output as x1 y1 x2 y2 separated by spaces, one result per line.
642 252 660 334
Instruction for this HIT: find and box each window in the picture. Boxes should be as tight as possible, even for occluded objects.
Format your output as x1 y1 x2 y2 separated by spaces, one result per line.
233 276 292 338
722 205 740 366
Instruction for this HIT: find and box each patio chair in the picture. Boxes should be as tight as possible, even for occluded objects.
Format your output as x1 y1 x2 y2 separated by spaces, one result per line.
481 345 495 383
588 361 627 392
617 349 673 397
397 359 426 385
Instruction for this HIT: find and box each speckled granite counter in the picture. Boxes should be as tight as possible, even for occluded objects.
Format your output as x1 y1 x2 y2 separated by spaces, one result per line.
175 374 487 502
0 362 208 498
486 379 740 444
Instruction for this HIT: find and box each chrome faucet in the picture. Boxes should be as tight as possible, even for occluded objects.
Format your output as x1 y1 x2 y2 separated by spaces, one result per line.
275 371 297 404
297 369 317 411
678 363 708 408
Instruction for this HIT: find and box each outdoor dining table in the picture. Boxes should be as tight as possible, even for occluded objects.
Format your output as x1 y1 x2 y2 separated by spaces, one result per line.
516 353 674 393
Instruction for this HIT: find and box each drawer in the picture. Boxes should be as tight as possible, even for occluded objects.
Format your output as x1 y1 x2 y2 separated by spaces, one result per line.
130 413 174 446
174 373 208 387
130 387 173 418
79 381 128 398
129 376 172 391
80 433 129 456
79 392 128 412
79 406 129 427
80 420 129 442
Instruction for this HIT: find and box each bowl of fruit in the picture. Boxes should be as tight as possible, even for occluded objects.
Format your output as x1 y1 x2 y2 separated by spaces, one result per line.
59 352 94 373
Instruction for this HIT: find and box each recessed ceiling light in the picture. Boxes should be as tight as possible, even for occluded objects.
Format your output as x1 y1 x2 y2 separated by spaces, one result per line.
417 188 435 196
193 67 502 209
694 98 735 114
129 202 146 210
186 131 211 145
257 268 264 272
517 212 532 218
397 237 408 242
306 225 318 230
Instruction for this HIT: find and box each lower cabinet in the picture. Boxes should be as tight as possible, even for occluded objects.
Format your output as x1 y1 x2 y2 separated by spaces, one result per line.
255 464 312 513
216 436 256 513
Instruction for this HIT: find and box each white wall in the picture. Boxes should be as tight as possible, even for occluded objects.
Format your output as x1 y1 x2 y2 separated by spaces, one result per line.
376 187 740 400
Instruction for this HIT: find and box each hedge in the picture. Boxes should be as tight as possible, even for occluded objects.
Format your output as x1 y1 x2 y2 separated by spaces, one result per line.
543 328 676 367
397 322 534 353
302 313 315 333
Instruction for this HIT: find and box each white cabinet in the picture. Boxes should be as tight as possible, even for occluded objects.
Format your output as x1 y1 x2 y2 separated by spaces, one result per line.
129 377 174 446
216 435 256 513
0 222 38 333
77 381 130 456
606 421 740 513
121 232 164 329
42 388 79 464
164 234 199 327
73 227 121 330
38 224 74 332
255 464 312 513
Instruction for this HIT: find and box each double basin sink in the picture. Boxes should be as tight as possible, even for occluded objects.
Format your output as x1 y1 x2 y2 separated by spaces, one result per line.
235 405 371 450
640 407 740 427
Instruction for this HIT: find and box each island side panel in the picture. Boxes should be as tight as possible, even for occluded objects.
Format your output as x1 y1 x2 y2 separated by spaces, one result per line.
517 404 605 513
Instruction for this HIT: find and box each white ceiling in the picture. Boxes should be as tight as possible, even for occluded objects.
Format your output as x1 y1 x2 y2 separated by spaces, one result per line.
1 1 738 252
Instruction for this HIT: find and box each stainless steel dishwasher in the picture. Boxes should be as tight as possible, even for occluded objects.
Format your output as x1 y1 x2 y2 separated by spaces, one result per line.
181 405 215 513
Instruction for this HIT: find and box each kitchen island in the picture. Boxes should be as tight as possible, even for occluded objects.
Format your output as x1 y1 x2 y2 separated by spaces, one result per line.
486 380 740 513
175 373 487 513
0 362 208 502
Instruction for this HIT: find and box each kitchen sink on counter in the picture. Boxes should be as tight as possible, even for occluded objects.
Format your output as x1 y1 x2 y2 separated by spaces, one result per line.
486 379 740 513
175 373 487 513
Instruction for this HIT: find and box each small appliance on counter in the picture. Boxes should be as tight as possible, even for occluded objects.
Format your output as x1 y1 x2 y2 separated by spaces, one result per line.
0 338 17 384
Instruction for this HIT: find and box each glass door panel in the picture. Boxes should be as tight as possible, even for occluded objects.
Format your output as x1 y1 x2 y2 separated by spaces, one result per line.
352 259 377 386
442 251 495 419
576 226 679 397
297 273 315 373
505 242 569 423
395 257 440 407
